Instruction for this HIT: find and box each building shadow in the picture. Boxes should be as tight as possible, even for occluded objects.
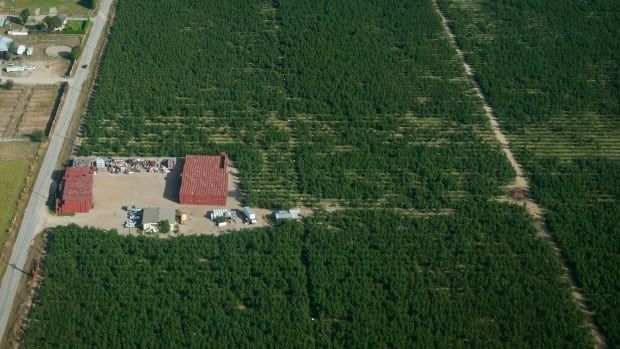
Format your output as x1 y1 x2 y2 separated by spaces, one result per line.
46 169 62 212
163 160 183 203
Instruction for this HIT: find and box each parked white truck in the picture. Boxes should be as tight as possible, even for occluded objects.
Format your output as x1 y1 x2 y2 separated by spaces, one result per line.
243 206 257 224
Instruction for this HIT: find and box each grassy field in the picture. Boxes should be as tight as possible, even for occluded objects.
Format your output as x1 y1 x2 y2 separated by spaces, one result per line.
11 0 91 16
0 160 29 250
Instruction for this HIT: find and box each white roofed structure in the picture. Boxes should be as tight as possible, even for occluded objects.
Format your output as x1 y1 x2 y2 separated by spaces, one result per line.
0 36 13 52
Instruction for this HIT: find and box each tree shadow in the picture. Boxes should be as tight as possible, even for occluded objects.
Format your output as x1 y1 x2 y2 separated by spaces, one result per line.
58 51 72 60
77 0 94 10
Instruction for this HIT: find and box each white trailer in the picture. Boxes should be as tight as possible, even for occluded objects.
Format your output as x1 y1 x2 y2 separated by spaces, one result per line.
5 65 25 73
8 30 28 36
243 206 257 224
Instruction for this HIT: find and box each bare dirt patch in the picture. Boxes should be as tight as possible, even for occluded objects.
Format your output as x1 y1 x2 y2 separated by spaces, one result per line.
44 45 71 58
1 59 66 85
0 35 80 85
46 161 283 235
0 85 60 137
0 142 38 161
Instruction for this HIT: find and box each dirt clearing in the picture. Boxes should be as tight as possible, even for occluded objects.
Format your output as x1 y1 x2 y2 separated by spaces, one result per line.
46 161 281 235
0 85 60 137
44 46 71 58
0 142 38 161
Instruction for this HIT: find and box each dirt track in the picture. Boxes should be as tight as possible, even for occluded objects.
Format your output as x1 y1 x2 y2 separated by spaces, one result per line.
432 1 606 347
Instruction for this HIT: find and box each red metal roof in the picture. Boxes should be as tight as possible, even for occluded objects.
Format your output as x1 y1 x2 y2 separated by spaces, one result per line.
61 166 94 204
180 154 228 204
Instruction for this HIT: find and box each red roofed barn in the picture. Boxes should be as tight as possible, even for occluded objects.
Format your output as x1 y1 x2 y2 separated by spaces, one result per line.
56 166 94 214
179 153 228 205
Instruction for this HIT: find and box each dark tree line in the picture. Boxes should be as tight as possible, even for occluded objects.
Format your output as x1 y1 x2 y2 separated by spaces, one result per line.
26 223 312 348
26 205 592 347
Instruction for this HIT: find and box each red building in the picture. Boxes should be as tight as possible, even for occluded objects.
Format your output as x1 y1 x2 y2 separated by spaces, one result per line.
179 154 228 205
56 166 94 214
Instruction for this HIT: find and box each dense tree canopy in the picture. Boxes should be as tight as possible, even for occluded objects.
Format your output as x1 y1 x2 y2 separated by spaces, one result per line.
26 223 312 348
438 0 620 344
26 207 592 347
79 0 513 209
23 0 608 347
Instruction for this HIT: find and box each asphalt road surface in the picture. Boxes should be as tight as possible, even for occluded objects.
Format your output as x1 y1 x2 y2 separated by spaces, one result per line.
0 0 113 341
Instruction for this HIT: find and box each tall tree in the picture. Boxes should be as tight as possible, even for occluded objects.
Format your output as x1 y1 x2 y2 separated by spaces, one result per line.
19 8 30 24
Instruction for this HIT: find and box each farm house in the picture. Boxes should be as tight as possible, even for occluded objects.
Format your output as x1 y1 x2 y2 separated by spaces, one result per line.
56 166 94 214
141 207 176 232
179 154 228 205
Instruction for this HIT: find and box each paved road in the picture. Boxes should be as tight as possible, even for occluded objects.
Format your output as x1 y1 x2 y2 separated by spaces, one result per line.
0 0 112 342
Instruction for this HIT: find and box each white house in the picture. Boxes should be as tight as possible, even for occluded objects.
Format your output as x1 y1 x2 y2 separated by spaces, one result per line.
141 207 176 232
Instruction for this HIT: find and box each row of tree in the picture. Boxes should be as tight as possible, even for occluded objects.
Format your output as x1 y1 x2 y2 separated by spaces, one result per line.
437 0 620 344
26 205 593 347
79 0 514 209
26 222 312 348
304 205 593 347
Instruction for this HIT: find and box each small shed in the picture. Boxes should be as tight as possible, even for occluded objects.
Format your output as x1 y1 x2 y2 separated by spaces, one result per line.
141 207 176 232
0 36 13 52
16 45 25 55
180 213 188 224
